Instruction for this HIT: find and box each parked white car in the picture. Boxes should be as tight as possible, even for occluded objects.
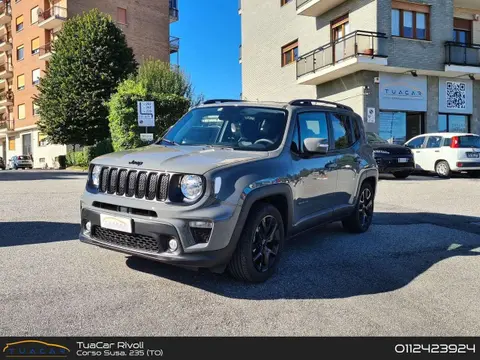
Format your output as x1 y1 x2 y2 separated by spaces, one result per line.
404 133 480 178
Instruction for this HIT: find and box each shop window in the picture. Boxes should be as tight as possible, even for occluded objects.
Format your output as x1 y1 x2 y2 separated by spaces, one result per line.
438 114 469 133
391 1 430 40
281 40 298 67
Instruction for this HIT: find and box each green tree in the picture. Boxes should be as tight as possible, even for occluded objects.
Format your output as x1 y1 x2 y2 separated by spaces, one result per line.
108 59 197 152
36 9 137 146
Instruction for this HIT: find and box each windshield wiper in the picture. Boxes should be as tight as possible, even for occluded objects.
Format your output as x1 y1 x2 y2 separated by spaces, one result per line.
158 138 178 146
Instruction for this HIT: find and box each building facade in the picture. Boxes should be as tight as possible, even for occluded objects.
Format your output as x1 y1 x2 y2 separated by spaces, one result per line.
240 0 480 144
0 0 180 168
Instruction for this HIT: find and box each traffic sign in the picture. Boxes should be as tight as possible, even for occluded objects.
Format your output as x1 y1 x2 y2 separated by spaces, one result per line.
137 101 155 127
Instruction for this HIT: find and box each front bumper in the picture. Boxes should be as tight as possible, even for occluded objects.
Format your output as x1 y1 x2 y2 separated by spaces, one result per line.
375 156 415 173
79 197 241 269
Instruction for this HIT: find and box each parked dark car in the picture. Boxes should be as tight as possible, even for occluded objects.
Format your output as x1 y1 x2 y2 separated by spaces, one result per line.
367 132 415 179
8 155 33 170
0 156 5 170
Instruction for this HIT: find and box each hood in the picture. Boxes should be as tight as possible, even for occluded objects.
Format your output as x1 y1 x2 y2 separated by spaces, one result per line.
370 143 412 155
93 145 269 174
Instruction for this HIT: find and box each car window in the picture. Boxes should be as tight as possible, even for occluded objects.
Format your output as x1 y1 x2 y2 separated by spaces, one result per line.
351 117 361 142
291 122 300 154
330 113 353 150
298 112 329 152
426 136 442 148
406 136 425 149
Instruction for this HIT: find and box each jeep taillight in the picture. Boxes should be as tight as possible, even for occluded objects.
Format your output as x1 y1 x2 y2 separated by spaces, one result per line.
450 136 459 148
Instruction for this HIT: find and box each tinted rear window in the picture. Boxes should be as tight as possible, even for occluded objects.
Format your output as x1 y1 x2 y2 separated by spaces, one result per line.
458 136 480 148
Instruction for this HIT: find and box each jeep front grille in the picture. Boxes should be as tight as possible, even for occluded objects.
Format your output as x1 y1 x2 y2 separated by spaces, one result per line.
98 167 170 201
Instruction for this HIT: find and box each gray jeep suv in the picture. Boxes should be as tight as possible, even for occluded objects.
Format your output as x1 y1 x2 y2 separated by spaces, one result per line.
80 99 378 282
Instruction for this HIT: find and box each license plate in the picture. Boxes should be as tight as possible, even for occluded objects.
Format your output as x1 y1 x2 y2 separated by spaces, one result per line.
398 158 409 163
100 214 132 233
467 152 479 158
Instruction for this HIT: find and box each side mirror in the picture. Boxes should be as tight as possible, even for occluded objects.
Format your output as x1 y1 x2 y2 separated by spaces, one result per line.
303 138 329 155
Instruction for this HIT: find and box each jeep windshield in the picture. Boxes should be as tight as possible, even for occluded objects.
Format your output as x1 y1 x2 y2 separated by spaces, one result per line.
160 106 288 151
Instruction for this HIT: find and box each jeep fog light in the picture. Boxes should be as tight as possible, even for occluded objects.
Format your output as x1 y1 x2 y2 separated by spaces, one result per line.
168 239 179 252
85 221 92 234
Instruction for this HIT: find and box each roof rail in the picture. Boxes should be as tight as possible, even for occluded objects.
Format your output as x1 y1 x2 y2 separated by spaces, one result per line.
288 99 353 111
202 99 245 105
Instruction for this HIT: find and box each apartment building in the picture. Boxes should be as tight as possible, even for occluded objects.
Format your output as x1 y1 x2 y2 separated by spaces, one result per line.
0 0 180 168
240 0 480 144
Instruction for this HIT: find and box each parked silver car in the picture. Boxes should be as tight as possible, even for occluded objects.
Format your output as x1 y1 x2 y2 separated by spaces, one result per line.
8 155 33 170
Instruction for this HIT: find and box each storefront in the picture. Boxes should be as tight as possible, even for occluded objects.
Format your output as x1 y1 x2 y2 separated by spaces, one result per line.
437 78 473 133
378 73 427 144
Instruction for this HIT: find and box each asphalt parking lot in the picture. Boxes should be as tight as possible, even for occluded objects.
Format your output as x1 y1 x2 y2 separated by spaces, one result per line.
1 170 479 336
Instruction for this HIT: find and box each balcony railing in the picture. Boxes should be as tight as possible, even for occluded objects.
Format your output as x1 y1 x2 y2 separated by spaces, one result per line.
0 119 14 131
445 41 480 67
0 89 13 102
39 6 67 22
39 42 53 56
297 30 388 78
169 36 179 53
0 2 11 16
0 62 13 72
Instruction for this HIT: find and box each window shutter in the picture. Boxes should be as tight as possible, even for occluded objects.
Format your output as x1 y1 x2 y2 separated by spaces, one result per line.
9 137 15 150
16 15 24 26
117 7 127 24
17 74 25 88
31 6 39 24
18 104 26 120
32 37 40 50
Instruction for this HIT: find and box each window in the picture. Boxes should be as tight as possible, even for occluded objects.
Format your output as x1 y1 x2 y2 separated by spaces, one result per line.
18 104 26 120
438 114 469 133
16 15 24 32
32 68 40 85
281 0 293 5
330 113 353 150
391 1 430 40
281 40 298 67
453 18 472 44
31 37 40 55
38 134 48 147
298 112 329 152
291 123 300 154
8 137 15 150
352 116 361 142
16 45 24 61
406 136 425 149
31 6 39 24
17 74 25 90
33 102 40 116
426 136 442 148
117 7 127 24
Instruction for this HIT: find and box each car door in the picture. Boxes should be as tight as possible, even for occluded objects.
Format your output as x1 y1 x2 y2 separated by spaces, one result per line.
329 111 360 209
291 111 338 227
405 136 427 170
421 136 444 171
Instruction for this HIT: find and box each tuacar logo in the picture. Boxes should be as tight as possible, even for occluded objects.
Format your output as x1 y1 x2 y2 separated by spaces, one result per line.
129 160 143 166
3 340 70 358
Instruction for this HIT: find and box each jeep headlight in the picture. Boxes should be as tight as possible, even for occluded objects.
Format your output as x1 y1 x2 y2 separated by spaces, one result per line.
91 165 102 188
181 175 203 202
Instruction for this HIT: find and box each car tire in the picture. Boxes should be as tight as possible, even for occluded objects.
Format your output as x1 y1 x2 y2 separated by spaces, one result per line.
342 182 375 234
228 203 285 283
392 171 411 179
468 171 480 178
435 161 451 178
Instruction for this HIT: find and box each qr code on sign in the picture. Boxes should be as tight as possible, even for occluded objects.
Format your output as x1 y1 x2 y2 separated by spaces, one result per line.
446 81 466 110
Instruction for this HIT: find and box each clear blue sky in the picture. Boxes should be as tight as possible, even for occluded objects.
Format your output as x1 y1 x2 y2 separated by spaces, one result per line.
170 1 242 100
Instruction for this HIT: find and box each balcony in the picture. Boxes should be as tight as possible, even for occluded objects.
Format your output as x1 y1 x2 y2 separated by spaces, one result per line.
0 24 7 37
169 36 179 54
0 90 13 107
39 42 54 61
0 36 11 52
169 0 179 23
445 42 480 75
454 0 480 10
297 0 347 17
0 63 12 79
0 79 5 90
38 6 67 29
0 51 6 65
297 31 388 85
0 119 14 132
0 2 11 25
